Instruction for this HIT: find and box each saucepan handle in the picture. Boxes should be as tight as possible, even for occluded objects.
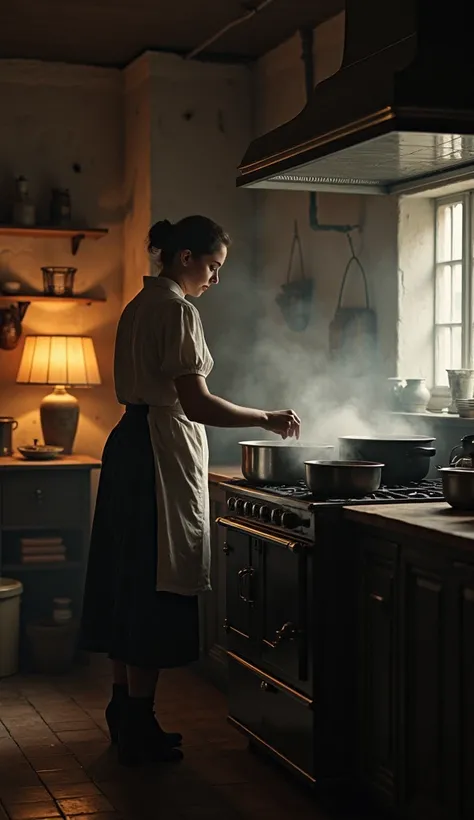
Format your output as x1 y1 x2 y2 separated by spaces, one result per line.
408 447 436 457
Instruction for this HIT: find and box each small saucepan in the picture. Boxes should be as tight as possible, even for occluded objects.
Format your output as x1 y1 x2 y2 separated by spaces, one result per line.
304 460 384 498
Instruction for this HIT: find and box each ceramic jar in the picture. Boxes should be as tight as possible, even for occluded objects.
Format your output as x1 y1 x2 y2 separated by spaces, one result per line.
400 378 431 413
446 369 474 414
386 377 405 410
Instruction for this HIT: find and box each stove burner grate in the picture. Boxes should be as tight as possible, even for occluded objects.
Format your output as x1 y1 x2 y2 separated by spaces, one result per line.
228 478 444 504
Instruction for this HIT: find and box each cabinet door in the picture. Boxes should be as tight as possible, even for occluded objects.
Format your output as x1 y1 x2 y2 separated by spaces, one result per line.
399 548 453 820
222 521 259 663
450 560 474 820
259 539 308 689
358 537 397 804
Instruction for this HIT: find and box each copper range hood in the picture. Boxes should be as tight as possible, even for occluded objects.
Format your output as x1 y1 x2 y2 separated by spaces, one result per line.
237 0 474 195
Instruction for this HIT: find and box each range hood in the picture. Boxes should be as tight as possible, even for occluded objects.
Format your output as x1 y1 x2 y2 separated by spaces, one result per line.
237 0 474 195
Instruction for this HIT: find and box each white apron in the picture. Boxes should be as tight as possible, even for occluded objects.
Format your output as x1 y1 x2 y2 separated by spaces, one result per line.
148 407 211 596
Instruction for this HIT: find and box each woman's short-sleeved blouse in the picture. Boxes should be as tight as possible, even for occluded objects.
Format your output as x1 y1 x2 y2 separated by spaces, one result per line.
114 276 214 408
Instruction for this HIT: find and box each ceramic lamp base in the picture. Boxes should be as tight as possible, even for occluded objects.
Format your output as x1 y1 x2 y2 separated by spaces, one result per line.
40 386 79 455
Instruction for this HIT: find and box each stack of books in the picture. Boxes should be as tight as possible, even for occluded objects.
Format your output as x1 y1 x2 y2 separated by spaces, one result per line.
20 537 66 564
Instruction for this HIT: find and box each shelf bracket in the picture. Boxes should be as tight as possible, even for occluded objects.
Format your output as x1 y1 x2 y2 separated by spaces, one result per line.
0 301 30 350
71 233 86 256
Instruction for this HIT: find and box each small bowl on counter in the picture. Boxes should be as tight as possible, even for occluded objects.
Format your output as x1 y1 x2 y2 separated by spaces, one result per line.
18 442 64 461
438 467 474 510
304 460 384 499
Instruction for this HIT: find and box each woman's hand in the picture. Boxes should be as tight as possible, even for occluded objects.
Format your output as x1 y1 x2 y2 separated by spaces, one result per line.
263 409 301 440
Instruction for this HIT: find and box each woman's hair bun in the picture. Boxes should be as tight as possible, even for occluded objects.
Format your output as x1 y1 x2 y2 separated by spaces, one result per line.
147 219 174 253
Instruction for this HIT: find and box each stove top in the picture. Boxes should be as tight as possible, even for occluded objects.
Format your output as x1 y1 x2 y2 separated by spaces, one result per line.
228 478 444 505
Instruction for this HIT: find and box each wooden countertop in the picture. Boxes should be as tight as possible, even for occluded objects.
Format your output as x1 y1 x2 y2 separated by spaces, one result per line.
344 502 474 550
208 465 242 484
0 454 101 471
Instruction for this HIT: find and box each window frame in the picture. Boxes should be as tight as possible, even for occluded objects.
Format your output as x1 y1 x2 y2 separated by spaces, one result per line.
433 191 474 390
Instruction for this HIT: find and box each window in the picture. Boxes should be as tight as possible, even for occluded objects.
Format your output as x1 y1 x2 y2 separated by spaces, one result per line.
434 194 473 387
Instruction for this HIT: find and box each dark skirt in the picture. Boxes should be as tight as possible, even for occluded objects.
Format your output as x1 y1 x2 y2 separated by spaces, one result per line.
80 404 199 669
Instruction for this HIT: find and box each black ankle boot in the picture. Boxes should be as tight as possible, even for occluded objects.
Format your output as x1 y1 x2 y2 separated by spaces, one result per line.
105 684 128 744
105 685 183 748
117 696 183 767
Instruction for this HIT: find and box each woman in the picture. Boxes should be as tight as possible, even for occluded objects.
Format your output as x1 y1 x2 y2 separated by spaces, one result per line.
80 215 300 766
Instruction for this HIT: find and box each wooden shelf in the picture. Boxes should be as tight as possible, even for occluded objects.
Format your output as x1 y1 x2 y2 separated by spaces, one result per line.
0 294 105 307
2 562 82 572
0 225 108 255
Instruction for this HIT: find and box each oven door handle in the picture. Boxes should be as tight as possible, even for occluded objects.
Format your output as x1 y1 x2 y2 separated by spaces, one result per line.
237 566 255 603
216 516 301 552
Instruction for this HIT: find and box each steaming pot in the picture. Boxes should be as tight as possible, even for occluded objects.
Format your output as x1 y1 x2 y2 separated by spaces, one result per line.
0 416 18 457
239 441 335 485
338 435 436 484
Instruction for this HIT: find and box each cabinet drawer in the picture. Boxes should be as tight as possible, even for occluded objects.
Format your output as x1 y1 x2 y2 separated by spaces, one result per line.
228 653 314 781
2 472 85 527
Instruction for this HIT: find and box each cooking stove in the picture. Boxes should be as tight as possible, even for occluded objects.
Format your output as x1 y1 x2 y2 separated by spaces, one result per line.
218 476 445 783
219 477 444 541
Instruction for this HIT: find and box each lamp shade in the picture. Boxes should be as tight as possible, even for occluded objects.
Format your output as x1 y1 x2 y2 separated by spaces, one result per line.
16 336 101 387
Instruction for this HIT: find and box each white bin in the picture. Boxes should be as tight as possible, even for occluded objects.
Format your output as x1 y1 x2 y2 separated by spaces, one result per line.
0 578 23 677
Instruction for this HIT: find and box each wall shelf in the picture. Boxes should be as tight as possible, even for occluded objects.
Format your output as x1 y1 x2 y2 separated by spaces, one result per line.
0 225 108 255
0 294 105 308
0 294 106 350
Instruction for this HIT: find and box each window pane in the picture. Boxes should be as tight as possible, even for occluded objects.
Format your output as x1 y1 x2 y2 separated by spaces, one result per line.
452 263 463 323
435 264 452 323
436 204 452 262
435 325 462 385
452 324 462 369
452 202 463 259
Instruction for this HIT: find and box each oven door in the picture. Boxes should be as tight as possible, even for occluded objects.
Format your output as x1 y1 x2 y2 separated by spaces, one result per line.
219 516 260 663
217 516 310 688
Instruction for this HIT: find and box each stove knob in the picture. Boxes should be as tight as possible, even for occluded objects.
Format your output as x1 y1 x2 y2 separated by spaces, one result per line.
281 511 301 530
243 501 253 516
227 497 237 512
271 508 283 525
252 504 261 518
259 505 271 522
235 498 245 514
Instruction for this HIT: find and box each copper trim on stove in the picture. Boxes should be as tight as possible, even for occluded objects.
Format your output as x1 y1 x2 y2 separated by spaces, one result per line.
228 716 316 784
227 651 313 707
216 516 300 551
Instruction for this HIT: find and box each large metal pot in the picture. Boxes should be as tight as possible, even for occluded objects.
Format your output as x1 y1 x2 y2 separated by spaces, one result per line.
305 460 383 498
338 435 436 484
438 467 474 510
239 441 334 484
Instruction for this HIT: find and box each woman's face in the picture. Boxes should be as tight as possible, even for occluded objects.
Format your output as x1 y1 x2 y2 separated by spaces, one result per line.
178 244 228 298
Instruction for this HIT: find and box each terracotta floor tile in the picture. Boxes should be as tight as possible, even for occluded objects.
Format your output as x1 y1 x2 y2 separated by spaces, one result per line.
46 782 101 800
6 801 61 820
57 795 114 815
0 787 50 806
64 816 121 820
38 770 91 787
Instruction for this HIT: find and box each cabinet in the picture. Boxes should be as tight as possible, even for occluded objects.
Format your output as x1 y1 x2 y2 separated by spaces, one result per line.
358 536 398 803
357 527 474 820
0 456 100 663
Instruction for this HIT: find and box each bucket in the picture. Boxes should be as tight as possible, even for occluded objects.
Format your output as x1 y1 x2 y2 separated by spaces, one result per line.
0 578 23 677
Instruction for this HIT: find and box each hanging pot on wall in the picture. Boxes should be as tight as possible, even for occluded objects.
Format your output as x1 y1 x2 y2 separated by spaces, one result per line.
329 235 377 372
275 220 313 332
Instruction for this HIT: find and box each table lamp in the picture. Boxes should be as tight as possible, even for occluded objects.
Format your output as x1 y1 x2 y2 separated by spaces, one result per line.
16 335 101 454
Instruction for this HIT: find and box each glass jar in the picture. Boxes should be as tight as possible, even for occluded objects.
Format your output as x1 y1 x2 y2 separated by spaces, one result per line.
41 266 77 297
